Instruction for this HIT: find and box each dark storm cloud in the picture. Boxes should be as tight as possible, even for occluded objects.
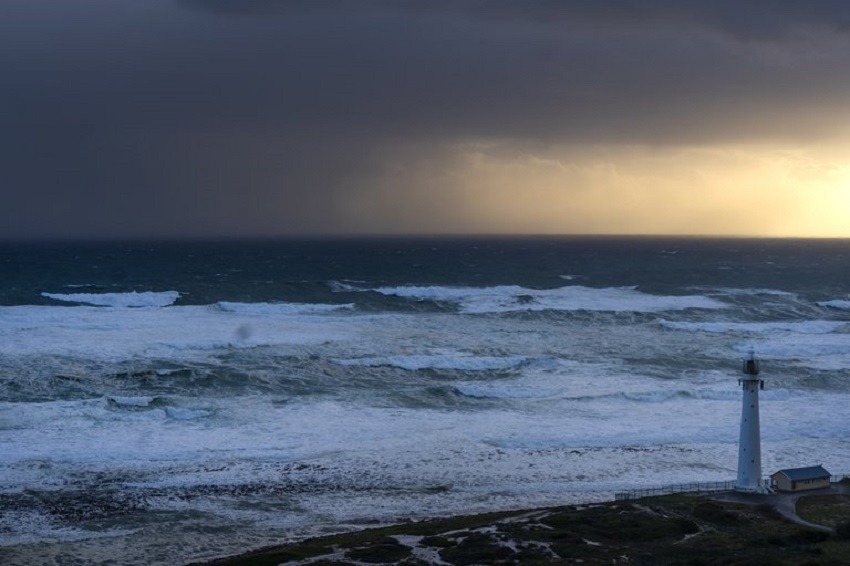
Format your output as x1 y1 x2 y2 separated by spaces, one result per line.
471 0 850 39
182 0 850 38
1 0 849 238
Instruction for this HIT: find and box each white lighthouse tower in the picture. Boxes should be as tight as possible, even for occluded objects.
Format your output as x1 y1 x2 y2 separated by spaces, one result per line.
736 349 767 493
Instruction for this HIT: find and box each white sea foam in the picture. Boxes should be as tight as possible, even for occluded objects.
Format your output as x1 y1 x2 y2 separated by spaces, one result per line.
818 299 850 310
2 370 849 564
801 357 850 371
107 396 156 408
622 389 790 403
0 509 136 546
3 287 850 565
0 304 358 360
165 407 212 420
328 280 361 293
454 384 545 399
736 333 850 361
41 291 181 308
216 301 354 314
695 287 796 297
4 391 816 482
332 354 529 372
659 320 848 334
368 284 726 314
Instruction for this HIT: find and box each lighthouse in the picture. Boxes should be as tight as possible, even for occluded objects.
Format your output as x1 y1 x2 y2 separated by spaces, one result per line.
736 350 767 493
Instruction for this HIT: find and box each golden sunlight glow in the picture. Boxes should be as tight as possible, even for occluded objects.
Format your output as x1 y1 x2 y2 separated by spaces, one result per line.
342 142 850 237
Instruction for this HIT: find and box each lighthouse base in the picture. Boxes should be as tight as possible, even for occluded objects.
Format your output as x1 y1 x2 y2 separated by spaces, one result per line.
734 482 770 494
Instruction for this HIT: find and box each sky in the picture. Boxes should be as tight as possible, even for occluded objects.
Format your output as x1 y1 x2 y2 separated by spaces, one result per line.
2 0 849 239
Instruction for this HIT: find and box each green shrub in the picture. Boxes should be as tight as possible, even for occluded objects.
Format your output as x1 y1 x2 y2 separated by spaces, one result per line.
791 530 830 544
439 533 513 566
420 535 455 548
835 520 850 540
693 501 738 524
676 517 700 534
345 538 411 563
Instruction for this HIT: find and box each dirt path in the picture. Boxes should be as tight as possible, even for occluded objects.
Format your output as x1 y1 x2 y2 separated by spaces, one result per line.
710 485 842 532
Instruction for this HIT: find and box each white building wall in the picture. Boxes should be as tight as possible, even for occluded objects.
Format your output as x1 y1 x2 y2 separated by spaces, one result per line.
736 379 762 492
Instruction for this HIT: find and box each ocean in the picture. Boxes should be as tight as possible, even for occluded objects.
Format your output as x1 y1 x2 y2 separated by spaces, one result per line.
1 236 848 565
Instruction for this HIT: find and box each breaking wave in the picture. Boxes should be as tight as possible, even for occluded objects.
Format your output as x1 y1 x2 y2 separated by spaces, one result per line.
739 334 850 359
696 287 796 297
106 396 167 409
659 320 848 334
818 299 850 311
358 284 726 314
332 354 530 372
215 301 354 314
41 291 181 308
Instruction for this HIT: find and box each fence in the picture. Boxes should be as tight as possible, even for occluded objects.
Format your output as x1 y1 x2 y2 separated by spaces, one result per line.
614 480 737 501
615 473 850 502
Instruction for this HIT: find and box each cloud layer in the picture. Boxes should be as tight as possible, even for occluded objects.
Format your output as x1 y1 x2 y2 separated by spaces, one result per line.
2 0 848 238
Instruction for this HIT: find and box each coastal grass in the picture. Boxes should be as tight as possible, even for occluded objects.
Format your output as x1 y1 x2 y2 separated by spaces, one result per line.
196 510 520 566
196 493 850 565
796 495 850 529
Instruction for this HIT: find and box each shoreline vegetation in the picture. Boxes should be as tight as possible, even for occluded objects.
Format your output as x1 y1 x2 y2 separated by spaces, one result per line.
196 482 850 566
